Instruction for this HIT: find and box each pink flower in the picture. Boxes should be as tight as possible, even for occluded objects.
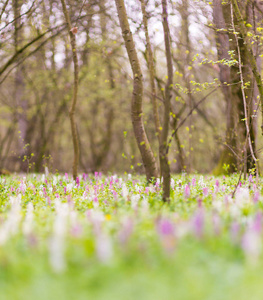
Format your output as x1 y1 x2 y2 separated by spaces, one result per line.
203 187 208 197
253 191 260 203
230 221 240 243
184 184 190 198
158 219 174 236
192 209 204 239
248 174 253 183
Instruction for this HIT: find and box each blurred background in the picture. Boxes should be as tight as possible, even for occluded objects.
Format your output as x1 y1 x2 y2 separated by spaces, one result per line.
0 0 261 174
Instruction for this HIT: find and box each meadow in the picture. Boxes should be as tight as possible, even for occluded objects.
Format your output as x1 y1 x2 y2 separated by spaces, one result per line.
0 172 263 300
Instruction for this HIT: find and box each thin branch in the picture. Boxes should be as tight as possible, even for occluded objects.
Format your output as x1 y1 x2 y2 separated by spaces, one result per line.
0 0 37 32
166 87 218 155
0 0 9 21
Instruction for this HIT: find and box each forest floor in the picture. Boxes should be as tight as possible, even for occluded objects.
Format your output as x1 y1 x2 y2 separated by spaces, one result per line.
0 173 262 300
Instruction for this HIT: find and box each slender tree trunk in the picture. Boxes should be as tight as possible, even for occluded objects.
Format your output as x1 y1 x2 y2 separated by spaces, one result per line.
12 0 29 172
160 0 173 202
114 0 158 182
60 0 79 180
140 0 161 142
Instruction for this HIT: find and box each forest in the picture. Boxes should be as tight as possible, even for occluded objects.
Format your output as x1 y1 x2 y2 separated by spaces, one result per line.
1 0 263 299
1 0 262 180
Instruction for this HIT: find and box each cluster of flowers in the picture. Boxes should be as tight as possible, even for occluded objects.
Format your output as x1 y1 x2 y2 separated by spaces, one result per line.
0 173 262 272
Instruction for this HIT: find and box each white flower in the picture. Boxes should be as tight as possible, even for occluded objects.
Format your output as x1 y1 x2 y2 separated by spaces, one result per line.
130 194 140 209
213 200 223 212
171 178 175 189
0 195 22 245
23 202 34 236
96 233 113 264
235 188 251 208
49 201 69 273
66 183 74 192
122 184 129 199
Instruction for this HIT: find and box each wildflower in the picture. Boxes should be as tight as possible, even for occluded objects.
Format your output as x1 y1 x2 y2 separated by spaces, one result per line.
157 218 176 253
49 202 69 273
212 213 221 236
158 219 174 236
192 209 204 239
215 179 220 188
0 195 22 245
130 194 140 209
203 187 208 197
184 184 190 198
95 233 113 263
253 190 260 203
122 183 129 199
242 228 261 263
248 174 253 183
23 202 34 236
118 217 133 245
235 188 251 208
171 178 175 189
230 221 240 243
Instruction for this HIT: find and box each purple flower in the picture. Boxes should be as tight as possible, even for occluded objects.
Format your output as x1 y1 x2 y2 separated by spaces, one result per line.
248 174 253 183
252 212 262 233
71 224 82 237
112 190 117 199
253 191 260 203
158 219 174 236
242 228 261 261
192 209 204 238
212 213 221 236
184 184 190 198
197 198 202 208
230 221 240 242
118 218 134 245
47 197 51 206
203 187 208 197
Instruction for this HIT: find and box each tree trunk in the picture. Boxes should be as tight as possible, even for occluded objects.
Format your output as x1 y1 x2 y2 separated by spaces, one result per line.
160 0 173 202
213 0 260 175
114 0 158 182
141 0 161 143
60 0 80 180
12 0 29 172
